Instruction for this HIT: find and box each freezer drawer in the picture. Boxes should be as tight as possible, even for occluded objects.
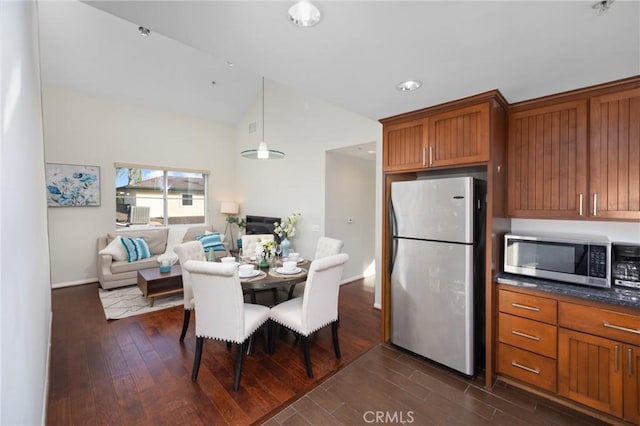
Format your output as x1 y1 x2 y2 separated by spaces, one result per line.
390 238 475 375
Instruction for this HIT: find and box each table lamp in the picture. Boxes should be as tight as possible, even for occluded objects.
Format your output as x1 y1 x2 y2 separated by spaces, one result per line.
221 202 239 250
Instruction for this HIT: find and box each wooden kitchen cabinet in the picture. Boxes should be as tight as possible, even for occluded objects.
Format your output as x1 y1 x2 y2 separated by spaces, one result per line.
426 102 490 168
589 87 640 220
507 100 588 218
558 300 640 422
383 118 428 172
497 289 558 392
507 77 640 221
382 93 500 172
558 328 624 417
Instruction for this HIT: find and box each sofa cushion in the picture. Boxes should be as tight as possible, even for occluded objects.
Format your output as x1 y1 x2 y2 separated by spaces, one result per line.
99 236 127 261
195 232 226 252
108 228 168 255
121 237 152 262
111 255 159 274
183 225 214 242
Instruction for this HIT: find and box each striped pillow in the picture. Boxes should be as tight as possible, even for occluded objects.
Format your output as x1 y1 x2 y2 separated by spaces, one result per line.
195 232 226 252
120 237 152 262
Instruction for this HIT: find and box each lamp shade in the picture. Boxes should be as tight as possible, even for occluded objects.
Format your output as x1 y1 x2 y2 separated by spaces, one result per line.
220 202 239 215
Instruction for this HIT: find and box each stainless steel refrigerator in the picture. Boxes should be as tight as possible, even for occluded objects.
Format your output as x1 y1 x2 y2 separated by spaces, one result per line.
389 176 486 376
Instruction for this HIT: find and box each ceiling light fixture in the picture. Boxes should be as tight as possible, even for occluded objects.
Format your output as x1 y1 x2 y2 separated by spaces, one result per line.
240 78 285 160
396 80 422 92
288 1 322 27
592 0 614 13
138 26 151 36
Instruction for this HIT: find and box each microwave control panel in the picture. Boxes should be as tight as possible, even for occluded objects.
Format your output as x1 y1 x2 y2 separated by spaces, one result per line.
589 245 608 278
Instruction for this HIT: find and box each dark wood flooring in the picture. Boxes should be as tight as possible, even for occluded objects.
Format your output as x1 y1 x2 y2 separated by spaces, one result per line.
47 277 622 425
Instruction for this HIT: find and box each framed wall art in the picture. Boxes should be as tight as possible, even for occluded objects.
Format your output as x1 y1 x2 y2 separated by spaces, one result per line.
45 163 101 207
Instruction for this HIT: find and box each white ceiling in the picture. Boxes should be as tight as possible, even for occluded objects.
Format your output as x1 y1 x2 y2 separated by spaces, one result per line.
39 0 639 128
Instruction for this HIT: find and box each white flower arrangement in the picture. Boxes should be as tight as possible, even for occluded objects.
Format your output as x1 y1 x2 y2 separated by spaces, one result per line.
274 212 301 239
255 239 276 260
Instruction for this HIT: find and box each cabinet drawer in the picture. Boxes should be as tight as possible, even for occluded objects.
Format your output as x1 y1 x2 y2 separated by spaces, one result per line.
498 343 557 392
498 313 557 358
498 289 558 324
558 302 640 346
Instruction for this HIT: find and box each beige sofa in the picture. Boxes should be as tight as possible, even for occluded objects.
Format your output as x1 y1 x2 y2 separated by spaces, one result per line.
97 225 228 289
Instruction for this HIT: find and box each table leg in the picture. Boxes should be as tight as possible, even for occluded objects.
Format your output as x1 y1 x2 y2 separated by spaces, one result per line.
250 290 257 304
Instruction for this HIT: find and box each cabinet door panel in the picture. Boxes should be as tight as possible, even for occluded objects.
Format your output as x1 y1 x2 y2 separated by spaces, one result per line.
558 328 623 417
383 119 427 171
508 100 588 218
624 344 640 423
590 87 640 219
428 103 489 167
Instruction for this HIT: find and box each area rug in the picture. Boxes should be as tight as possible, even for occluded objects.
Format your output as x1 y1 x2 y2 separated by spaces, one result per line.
98 286 183 320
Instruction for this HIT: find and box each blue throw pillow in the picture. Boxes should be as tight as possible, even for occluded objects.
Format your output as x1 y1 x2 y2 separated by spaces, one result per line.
195 232 226 252
120 237 152 262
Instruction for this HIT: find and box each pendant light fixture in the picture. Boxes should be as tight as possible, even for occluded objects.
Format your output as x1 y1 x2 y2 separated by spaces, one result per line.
241 77 285 160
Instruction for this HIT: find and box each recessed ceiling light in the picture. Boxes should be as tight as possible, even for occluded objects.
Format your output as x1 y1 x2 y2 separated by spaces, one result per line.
288 1 321 27
226 61 234 67
138 26 151 37
396 80 422 92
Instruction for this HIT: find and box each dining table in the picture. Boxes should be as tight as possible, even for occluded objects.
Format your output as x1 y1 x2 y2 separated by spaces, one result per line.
237 257 309 304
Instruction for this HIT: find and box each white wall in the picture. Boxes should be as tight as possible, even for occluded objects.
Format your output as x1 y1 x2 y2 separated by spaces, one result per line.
326 151 376 282
42 85 237 286
512 219 640 244
234 81 382 278
1 2 52 423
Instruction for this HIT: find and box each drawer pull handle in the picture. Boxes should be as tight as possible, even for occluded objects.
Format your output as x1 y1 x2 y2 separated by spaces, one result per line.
511 303 540 312
422 147 426 167
511 361 540 375
603 322 640 335
615 345 620 372
629 348 634 377
428 146 433 166
511 330 541 341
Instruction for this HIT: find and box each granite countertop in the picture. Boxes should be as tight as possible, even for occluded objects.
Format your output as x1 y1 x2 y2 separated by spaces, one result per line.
495 272 640 311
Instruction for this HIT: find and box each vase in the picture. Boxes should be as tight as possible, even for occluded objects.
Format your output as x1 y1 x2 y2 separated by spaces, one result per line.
280 237 290 257
258 255 270 269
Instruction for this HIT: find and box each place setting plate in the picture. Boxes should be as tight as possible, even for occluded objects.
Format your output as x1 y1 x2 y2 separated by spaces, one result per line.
239 269 261 279
275 266 302 275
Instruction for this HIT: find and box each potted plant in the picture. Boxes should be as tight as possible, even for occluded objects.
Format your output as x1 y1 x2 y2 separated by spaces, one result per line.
273 212 301 257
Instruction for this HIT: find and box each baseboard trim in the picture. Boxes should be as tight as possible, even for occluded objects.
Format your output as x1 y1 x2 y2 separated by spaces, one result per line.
51 278 96 289
42 311 52 425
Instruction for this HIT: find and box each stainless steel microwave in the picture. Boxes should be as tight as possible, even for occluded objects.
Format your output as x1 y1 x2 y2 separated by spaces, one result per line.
504 233 611 288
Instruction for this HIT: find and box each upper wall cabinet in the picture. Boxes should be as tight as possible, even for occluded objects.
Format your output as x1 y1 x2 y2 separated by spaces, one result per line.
589 87 640 220
507 100 588 218
427 103 490 168
383 118 428 172
382 92 501 173
507 77 640 221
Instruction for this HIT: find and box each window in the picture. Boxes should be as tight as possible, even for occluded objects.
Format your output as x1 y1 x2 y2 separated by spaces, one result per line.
181 193 193 206
115 165 208 226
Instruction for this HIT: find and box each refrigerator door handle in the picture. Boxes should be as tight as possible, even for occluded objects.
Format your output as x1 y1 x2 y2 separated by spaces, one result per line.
389 199 398 273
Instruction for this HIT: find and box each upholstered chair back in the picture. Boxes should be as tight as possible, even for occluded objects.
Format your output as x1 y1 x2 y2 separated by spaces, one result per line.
314 237 344 260
174 241 205 310
184 260 249 344
301 253 349 334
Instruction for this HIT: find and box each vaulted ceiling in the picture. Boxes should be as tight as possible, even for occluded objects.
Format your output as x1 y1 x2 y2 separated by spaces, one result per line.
39 1 639 125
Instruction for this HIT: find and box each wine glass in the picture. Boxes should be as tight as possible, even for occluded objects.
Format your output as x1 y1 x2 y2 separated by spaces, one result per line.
275 244 282 263
237 248 244 264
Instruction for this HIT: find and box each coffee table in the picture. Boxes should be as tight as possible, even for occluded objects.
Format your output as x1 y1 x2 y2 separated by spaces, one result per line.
137 265 183 307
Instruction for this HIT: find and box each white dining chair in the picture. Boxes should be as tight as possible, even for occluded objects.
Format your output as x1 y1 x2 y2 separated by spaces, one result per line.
268 253 349 378
286 236 345 300
314 236 344 259
184 260 270 391
173 240 206 342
